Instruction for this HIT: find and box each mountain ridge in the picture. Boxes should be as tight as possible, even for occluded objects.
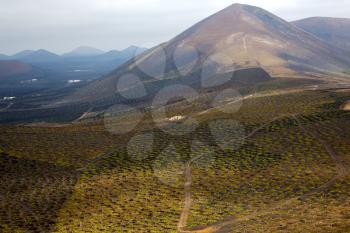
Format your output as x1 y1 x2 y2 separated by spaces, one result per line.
0 46 148 63
293 17 350 52
11 49 61 63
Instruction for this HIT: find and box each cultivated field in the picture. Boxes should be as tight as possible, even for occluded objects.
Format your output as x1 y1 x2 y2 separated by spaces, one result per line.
0 88 349 232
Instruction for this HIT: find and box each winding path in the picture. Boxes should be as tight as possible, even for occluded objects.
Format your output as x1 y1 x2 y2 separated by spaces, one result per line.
293 116 348 199
177 115 349 233
0 102 13 112
177 115 290 232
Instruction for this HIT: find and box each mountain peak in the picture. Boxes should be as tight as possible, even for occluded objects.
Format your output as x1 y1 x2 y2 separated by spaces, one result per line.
63 46 105 57
36 49 56 54
220 3 264 14
125 45 139 50
226 3 251 9
60 4 350 105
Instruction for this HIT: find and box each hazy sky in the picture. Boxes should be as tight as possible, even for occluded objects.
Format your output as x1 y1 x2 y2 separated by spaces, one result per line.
0 0 349 55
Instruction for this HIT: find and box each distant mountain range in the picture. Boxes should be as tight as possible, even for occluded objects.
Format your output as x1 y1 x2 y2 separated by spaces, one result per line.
0 46 147 64
292 17 350 52
0 46 147 97
60 3 350 105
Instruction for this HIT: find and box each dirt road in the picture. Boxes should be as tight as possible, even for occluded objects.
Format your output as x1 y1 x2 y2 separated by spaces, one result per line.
177 115 348 233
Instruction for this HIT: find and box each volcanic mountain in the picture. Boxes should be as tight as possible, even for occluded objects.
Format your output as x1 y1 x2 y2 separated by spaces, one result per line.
293 17 350 52
58 3 350 105
0 60 33 79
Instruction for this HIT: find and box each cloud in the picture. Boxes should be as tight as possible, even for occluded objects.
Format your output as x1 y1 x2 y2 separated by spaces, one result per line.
0 0 349 54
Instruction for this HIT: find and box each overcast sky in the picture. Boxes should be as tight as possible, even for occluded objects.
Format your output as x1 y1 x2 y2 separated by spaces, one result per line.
0 0 349 55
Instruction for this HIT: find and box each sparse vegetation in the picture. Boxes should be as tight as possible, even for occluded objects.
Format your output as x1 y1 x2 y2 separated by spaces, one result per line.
0 89 349 232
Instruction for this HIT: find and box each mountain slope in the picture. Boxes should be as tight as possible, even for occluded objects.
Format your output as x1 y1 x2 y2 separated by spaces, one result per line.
60 3 350 105
293 17 350 51
165 3 350 74
0 60 33 79
118 46 148 59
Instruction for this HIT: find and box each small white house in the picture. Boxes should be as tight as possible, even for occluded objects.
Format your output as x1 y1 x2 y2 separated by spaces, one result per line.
3 96 16 100
68 80 81 84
